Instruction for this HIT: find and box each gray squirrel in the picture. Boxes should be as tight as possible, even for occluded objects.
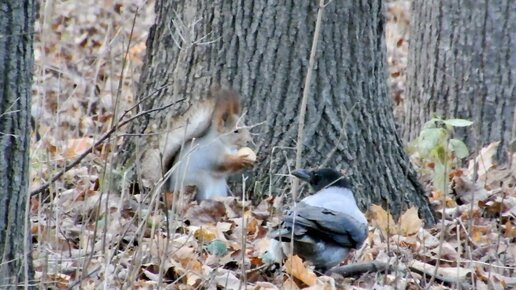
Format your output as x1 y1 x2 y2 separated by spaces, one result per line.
168 87 255 201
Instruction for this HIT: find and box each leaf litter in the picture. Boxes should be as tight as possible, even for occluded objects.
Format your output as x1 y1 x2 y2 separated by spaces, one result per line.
30 0 515 289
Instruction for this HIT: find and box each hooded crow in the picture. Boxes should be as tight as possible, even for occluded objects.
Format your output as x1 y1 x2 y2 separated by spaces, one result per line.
270 168 368 270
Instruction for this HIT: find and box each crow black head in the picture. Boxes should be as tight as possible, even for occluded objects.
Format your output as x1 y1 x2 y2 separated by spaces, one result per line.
292 168 352 192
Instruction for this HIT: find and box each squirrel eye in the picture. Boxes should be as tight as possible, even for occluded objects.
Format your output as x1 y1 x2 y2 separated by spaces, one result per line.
234 129 239 133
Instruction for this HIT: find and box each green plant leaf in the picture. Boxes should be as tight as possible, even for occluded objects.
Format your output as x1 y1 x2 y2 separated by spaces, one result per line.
423 119 438 129
443 119 473 127
449 138 469 159
432 145 447 164
433 162 449 193
417 128 447 154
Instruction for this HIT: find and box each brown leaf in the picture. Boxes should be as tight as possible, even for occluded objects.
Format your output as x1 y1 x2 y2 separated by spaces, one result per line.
249 256 263 267
282 277 301 290
467 141 500 178
45 274 70 289
44 140 58 156
399 207 422 236
479 200 506 216
471 225 490 244
30 195 40 212
284 255 317 286
503 220 516 238
366 204 398 237
183 260 203 286
247 216 259 235
62 137 94 160
193 228 216 243
185 200 227 225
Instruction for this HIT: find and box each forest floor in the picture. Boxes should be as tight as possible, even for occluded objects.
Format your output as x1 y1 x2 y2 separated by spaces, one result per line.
29 1 515 289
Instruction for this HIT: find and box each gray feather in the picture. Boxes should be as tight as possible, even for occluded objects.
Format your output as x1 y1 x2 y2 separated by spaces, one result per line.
272 189 368 269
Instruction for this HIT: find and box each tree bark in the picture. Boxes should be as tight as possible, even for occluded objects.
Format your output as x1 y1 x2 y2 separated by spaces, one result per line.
119 1 436 224
0 0 35 288
404 0 515 162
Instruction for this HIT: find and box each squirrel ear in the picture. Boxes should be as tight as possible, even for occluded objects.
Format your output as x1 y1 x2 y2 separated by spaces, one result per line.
214 111 230 129
221 112 230 123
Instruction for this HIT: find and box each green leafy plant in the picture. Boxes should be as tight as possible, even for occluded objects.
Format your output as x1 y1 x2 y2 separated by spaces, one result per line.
410 117 473 193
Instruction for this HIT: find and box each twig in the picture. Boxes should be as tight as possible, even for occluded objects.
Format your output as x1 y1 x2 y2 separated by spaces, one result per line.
409 260 471 286
111 3 138 131
426 153 449 289
327 260 399 277
238 175 248 290
67 266 101 290
488 191 508 281
244 263 271 274
29 99 184 196
292 0 327 195
0 97 20 118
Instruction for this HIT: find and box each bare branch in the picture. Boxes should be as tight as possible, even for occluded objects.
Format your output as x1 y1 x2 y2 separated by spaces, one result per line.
292 0 328 196
327 260 396 277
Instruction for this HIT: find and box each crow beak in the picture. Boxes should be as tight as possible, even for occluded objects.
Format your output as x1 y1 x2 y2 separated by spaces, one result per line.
292 169 312 182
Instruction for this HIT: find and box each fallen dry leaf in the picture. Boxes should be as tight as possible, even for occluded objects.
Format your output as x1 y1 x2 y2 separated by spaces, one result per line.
467 141 500 178
284 255 317 287
29 1 516 289
173 246 196 260
254 281 280 290
213 270 241 289
303 275 336 290
471 225 490 244
503 220 516 238
183 259 203 286
399 207 423 236
62 137 94 160
193 227 216 243
185 200 227 225
366 204 398 237
282 277 301 290
215 221 233 241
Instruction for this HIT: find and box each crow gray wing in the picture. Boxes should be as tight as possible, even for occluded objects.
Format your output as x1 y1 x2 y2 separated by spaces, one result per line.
282 202 367 248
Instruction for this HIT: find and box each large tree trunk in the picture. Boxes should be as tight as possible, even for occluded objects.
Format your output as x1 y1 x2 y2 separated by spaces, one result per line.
118 1 435 224
0 0 35 288
404 0 515 162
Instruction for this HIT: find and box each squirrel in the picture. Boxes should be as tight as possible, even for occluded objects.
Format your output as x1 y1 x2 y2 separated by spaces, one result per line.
168 87 254 201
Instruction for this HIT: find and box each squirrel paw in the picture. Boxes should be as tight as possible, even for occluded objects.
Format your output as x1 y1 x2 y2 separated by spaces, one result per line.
236 154 255 168
218 154 255 172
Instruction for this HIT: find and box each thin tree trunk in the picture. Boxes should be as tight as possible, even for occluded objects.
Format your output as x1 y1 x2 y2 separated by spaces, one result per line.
118 1 436 224
404 0 515 162
0 0 35 288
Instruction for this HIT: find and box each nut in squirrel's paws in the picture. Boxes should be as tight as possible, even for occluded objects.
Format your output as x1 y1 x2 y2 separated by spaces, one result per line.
236 147 257 163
